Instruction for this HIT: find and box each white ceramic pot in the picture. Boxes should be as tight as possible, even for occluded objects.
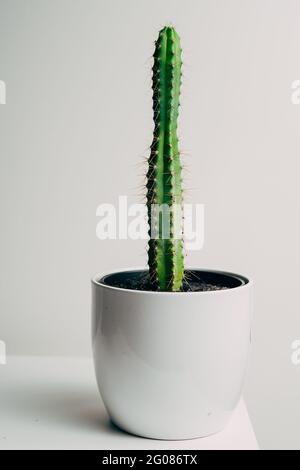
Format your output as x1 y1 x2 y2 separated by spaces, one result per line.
92 268 252 440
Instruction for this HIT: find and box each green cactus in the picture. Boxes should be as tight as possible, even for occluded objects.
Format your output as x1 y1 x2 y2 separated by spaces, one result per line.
146 26 184 291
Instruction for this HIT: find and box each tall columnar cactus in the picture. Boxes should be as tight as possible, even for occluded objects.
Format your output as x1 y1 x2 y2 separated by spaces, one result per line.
147 26 184 291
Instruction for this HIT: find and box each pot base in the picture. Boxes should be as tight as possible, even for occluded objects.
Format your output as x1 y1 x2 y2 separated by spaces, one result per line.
110 416 230 441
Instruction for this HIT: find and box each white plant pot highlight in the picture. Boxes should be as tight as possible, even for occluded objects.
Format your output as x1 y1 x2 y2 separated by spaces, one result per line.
92 268 252 440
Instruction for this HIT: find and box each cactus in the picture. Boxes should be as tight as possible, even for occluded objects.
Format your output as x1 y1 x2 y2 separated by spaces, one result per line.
146 26 184 291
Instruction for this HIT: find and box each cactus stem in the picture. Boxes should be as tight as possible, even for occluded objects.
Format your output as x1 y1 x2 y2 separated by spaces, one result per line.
146 26 184 291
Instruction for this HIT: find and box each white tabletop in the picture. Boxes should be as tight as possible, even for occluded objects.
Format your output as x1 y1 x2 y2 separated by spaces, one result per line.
0 356 258 450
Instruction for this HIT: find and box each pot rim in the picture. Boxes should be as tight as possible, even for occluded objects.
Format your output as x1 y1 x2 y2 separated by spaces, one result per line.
92 267 253 296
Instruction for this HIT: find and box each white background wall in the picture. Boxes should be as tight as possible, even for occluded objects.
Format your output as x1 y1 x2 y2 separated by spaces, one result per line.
1 0 300 449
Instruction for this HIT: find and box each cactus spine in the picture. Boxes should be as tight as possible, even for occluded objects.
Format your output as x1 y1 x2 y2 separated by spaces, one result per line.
147 26 184 291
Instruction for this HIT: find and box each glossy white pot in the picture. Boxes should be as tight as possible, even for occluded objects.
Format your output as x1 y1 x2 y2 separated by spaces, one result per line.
92 268 252 440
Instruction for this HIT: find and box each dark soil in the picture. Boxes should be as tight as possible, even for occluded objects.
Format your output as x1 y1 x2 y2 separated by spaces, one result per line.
100 270 242 292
